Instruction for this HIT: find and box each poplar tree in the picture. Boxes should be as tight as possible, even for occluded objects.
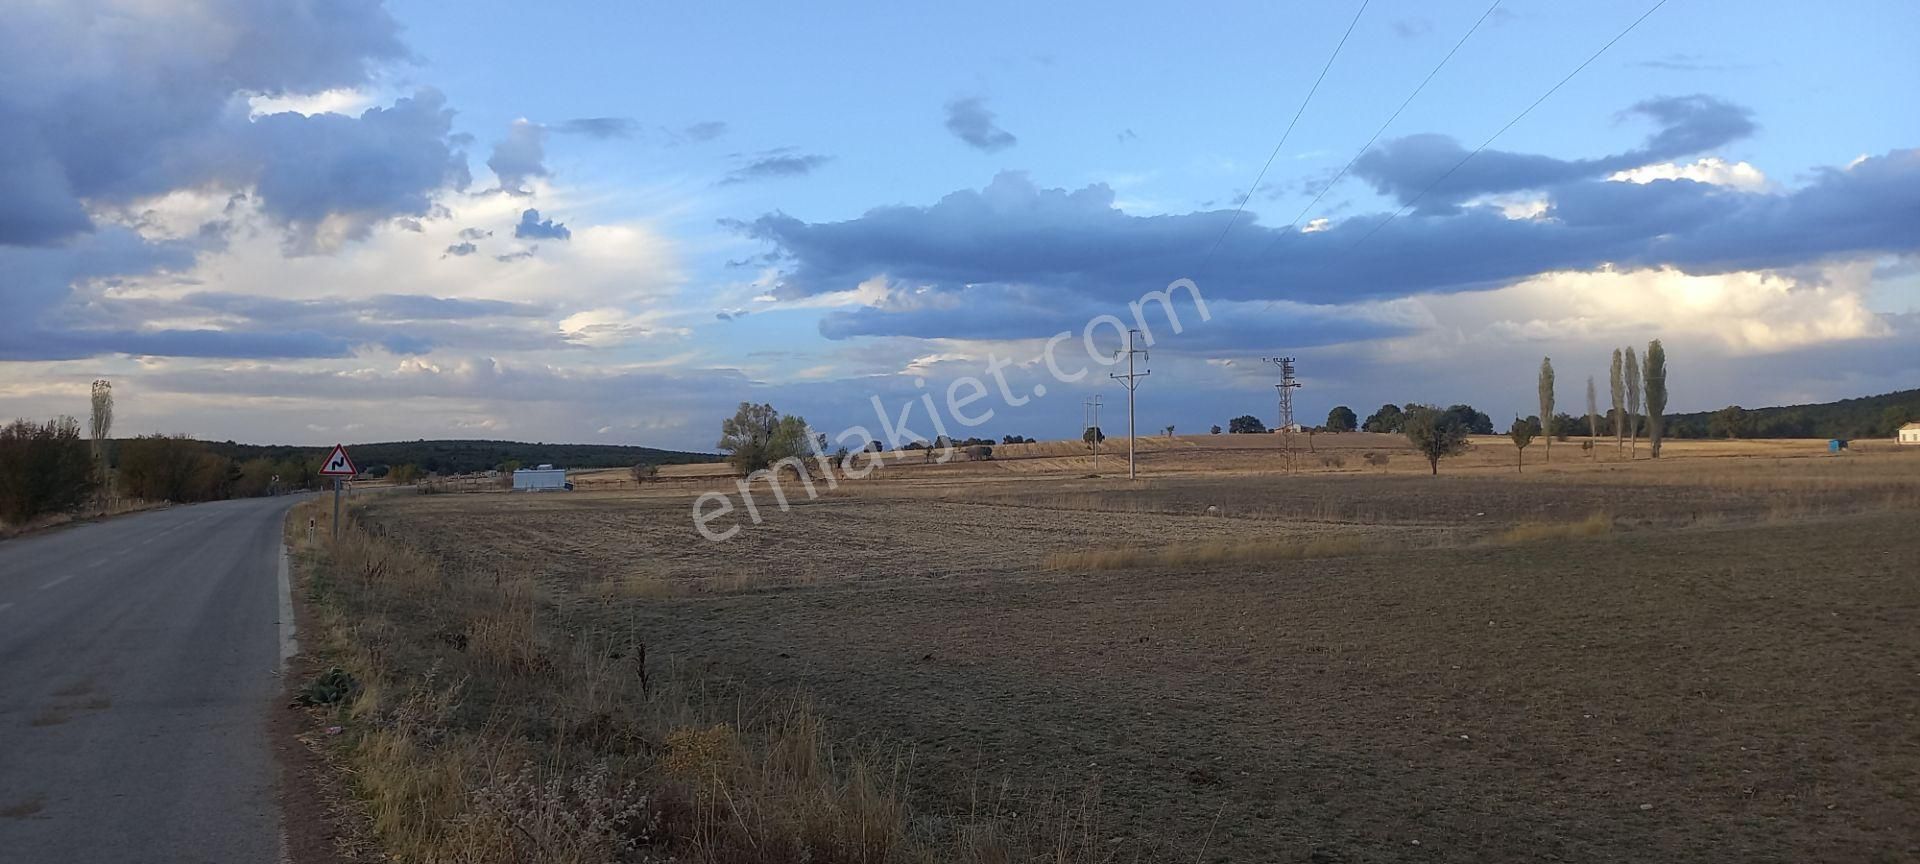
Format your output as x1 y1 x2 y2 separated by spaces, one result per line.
1645 339 1668 458
1585 375 1600 455
1537 357 1555 463
1624 347 1642 460
1609 349 1625 452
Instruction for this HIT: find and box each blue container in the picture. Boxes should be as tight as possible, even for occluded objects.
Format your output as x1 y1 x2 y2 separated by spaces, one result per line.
1828 439 1847 452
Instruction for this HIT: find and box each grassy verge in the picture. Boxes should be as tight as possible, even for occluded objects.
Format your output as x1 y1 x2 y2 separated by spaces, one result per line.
287 500 1119 864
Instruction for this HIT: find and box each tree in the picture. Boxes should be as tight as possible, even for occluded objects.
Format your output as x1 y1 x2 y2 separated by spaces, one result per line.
116 435 230 502
1362 403 1405 433
716 402 811 474
1507 416 1537 473
1610 349 1626 451
0 417 96 524
1711 405 1749 439
1442 404 1493 435
1644 339 1668 458
1083 426 1106 446
1325 405 1357 433
1228 415 1267 434
1585 376 1600 455
389 464 422 485
1163 425 1176 438
1537 357 1555 463
89 379 113 498
1210 424 1222 435
629 463 660 483
1624 347 1643 459
1405 406 1470 475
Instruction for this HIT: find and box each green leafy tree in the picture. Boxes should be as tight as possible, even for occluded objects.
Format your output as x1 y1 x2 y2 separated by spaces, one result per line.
1711 405 1749 439
1362 403 1405 433
1644 339 1668 458
1325 405 1357 432
1404 405 1471 475
716 402 813 474
1442 404 1493 435
1508 416 1537 473
1538 357 1555 463
1227 415 1267 434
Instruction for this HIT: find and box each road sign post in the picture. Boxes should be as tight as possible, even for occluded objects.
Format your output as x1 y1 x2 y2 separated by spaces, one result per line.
318 444 358 539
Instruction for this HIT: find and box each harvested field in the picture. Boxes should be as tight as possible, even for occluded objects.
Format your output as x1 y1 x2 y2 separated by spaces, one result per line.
352 442 1920 862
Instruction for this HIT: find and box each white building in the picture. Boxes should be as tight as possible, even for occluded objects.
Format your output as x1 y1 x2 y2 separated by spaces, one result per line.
1899 422 1920 446
512 464 571 491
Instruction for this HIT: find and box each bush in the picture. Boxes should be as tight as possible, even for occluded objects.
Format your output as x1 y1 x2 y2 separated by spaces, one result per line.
630 463 660 483
117 435 232 502
0 417 96 524
966 444 993 461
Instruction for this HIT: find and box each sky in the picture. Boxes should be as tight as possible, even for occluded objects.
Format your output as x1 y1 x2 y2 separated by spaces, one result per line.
2 0 1916 451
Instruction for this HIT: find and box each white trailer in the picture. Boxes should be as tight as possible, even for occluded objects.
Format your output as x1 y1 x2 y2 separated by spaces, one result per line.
511 466 571 491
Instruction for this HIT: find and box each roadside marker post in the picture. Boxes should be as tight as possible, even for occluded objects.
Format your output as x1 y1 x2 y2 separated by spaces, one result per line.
319 444 358 539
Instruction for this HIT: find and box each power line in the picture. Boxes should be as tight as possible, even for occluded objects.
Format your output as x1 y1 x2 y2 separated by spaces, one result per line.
1347 0 1671 250
1255 0 1503 263
1200 0 1371 265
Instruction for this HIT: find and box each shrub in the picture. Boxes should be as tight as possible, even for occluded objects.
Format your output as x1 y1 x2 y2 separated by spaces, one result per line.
0 417 96 524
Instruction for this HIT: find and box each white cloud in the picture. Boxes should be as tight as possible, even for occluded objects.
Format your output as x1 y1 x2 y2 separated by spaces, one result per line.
1608 157 1769 190
246 88 377 118
1413 264 1888 355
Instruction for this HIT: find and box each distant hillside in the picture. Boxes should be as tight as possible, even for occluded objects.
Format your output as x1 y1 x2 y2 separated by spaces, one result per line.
1666 388 1920 440
193 439 720 476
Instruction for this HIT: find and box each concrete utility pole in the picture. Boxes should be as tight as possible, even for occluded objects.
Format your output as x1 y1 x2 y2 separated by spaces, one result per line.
1082 394 1103 458
1110 329 1150 480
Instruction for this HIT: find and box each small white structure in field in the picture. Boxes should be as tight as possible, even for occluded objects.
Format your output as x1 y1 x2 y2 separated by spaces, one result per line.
1899 421 1920 446
512 464 571 491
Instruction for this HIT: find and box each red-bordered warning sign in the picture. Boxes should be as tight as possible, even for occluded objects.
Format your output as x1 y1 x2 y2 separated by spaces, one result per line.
319 444 358 477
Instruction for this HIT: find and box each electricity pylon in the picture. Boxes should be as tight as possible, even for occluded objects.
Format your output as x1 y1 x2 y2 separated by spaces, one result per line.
1111 330 1150 480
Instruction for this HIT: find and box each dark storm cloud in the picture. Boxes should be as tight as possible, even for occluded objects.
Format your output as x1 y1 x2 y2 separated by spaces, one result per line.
0 0 468 248
738 142 1920 341
487 120 548 195
7 289 563 361
943 97 1017 152
1353 95 1755 212
816 283 1413 350
513 209 571 240
0 0 484 360
248 90 470 234
719 151 831 185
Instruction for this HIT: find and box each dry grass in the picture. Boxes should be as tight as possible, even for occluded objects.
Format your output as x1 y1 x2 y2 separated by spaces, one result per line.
290 500 1125 864
1485 512 1614 545
1046 534 1381 572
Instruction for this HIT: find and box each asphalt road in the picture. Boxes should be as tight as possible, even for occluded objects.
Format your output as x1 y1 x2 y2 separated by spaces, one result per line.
0 496 302 863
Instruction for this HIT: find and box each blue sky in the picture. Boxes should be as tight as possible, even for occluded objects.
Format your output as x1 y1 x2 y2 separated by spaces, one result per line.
2 1 1916 450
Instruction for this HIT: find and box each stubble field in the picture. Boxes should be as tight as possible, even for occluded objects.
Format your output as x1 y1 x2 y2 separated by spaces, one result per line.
356 436 1920 862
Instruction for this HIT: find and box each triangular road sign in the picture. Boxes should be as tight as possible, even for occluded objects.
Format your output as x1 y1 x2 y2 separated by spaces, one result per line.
319 444 358 477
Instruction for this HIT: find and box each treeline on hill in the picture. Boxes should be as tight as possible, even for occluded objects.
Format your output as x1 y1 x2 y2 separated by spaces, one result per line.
1664 388 1920 440
203 438 720 477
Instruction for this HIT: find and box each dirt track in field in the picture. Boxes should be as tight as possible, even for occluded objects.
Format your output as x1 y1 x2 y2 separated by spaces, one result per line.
368 454 1920 862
